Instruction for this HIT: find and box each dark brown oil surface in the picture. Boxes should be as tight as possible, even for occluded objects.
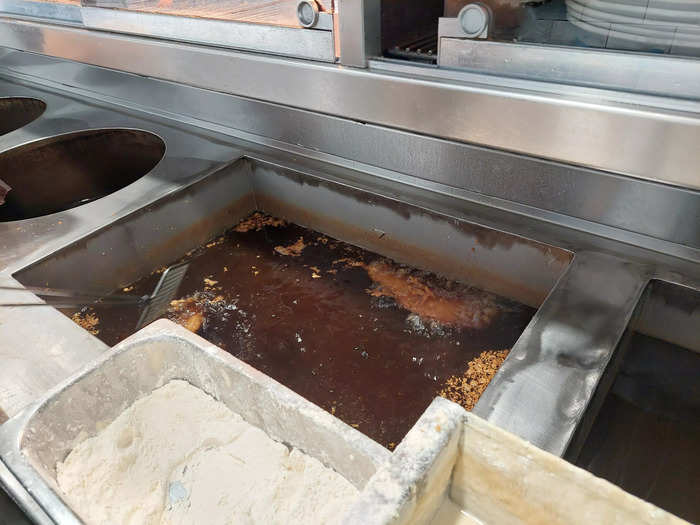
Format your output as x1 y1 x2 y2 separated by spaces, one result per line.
75 217 535 448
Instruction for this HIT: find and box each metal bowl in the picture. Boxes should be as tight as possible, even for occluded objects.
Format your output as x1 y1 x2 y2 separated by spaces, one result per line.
0 128 165 222
0 97 46 137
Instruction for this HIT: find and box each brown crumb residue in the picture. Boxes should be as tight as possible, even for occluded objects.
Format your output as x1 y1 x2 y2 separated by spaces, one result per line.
71 310 100 335
365 260 500 330
205 236 225 249
439 350 509 411
331 257 365 269
274 237 306 257
234 212 286 233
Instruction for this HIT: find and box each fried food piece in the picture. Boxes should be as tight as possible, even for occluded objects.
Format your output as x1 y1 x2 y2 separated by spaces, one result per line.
332 257 365 269
181 313 204 333
71 310 100 335
366 260 500 330
169 297 205 333
274 237 306 257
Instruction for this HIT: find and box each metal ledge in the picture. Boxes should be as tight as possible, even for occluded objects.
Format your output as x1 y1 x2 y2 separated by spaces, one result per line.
0 79 243 420
80 7 335 62
0 0 81 22
473 251 649 455
438 38 700 101
1 49 699 257
0 81 242 270
0 17 699 191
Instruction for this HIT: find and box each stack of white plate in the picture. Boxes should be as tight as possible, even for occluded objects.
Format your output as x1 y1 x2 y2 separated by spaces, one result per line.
565 0 700 54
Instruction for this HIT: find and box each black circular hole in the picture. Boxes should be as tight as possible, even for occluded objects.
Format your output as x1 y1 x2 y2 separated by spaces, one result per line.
0 129 166 222
0 97 46 136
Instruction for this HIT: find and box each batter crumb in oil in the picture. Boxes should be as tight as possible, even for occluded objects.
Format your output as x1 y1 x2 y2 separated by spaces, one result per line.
234 212 286 233
169 296 206 333
439 350 509 411
366 260 501 330
71 309 100 335
274 237 306 257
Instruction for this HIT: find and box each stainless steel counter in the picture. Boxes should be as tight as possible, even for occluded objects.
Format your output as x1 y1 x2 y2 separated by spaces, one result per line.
0 51 698 469
0 76 244 422
0 17 699 194
1 47 698 258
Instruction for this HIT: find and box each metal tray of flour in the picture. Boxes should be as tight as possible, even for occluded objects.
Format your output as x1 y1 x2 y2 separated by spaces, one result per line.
0 319 389 524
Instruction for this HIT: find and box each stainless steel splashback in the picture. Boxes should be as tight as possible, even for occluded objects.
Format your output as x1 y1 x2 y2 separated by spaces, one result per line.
0 46 698 257
0 0 699 197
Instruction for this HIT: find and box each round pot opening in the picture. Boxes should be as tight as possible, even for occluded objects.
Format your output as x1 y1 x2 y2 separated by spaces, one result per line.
0 128 166 222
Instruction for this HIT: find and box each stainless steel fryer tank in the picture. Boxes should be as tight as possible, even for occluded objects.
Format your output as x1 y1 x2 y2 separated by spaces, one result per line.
9 157 572 452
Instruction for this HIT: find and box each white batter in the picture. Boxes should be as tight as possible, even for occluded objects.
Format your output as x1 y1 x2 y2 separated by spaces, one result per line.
56 380 358 525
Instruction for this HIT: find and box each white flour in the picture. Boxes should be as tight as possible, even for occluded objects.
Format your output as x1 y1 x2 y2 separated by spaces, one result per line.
56 380 358 525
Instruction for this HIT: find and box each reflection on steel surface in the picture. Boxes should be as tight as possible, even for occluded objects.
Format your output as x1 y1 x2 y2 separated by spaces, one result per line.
437 37 700 99
474 251 649 455
83 0 303 26
0 177 9 206
81 7 335 61
567 0 700 55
